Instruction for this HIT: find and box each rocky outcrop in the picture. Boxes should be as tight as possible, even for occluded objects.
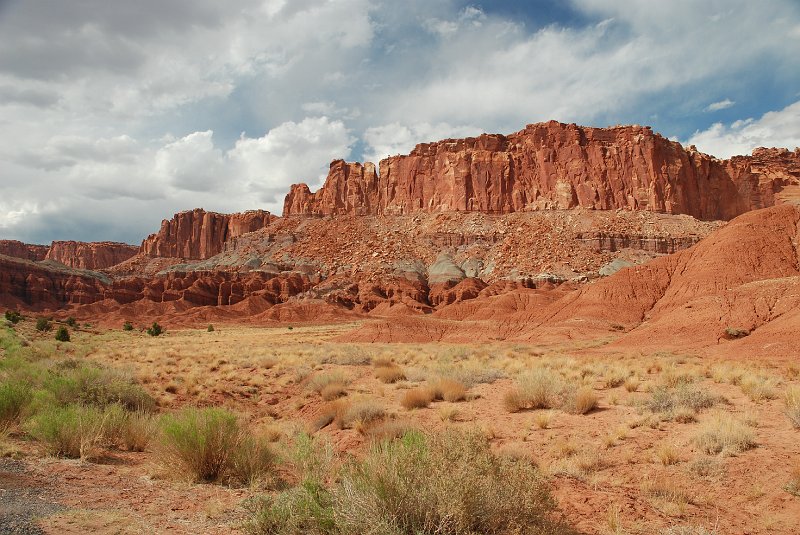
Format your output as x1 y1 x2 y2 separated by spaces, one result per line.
45 241 138 270
284 161 379 216
140 209 273 260
0 240 48 262
0 256 108 309
284 121 800 221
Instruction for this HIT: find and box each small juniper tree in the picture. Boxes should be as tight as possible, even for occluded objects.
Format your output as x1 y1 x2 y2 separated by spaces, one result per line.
55 326 70 342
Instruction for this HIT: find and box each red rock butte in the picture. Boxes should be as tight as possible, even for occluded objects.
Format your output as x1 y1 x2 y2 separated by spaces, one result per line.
283 121 800 220
139 208 274 260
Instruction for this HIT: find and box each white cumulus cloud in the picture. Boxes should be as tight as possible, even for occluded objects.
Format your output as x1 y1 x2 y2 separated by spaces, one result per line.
688 100 800 158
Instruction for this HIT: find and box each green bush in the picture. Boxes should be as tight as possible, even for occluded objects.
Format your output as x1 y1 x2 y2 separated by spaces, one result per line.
158 407 273 484
55 326 70 342
4 310 21 324
65 317 77 328
27 404 110 459
0 380 32 430
207 324 215 332
43 364 155 412
146 322 164 337
35 318 51 332
246 430 574 535
123 321 134 331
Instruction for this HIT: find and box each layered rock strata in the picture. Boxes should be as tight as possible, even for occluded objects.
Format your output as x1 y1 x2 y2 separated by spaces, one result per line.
45 241 138 270
284 121 800 221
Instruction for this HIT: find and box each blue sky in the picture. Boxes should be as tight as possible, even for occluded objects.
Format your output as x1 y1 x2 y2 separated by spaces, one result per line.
0 0 799 244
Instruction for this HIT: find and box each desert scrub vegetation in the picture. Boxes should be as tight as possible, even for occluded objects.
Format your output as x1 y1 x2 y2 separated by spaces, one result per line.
158 407 274 485
373 359 406 384
146 321 164 337
427 377 468 402
0 325 157 459
54 326 70 342
504 368 598 414
692 413 756 455
401 387 435 410
245 429 575 535
643 383 718 417
784 385 800 428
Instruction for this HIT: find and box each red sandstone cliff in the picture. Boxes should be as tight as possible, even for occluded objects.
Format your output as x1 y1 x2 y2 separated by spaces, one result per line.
140 209 274 260
45 241 138 270
0 240 49 261
284 121 800 221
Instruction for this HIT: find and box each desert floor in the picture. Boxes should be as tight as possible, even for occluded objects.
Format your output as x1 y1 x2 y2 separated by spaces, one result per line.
2 320 800 534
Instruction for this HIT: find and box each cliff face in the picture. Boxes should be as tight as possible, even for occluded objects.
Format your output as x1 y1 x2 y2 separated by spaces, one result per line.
45 241 138 270
0 240 49 261
140 209 274 260
283 121 800 221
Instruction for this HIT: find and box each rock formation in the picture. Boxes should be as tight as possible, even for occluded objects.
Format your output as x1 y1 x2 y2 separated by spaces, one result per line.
140 208 274 260
45 241 138 270
284 121 800 221
0 240 49 261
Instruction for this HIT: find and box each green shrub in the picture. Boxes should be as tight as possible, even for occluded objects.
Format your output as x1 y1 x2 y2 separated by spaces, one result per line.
245 430 574 535
0 380 32 430
54 326 70 342
122 321 134 331
146 322 164 337
65 317 77 328
158 407 273 484
207 324 215 332
4 310 21 324
332 430 568 535
35 318 51 332
43 364 155 412
27 404 110 460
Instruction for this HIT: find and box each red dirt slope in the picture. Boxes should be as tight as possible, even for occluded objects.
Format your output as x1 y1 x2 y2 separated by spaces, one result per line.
342 204 800 357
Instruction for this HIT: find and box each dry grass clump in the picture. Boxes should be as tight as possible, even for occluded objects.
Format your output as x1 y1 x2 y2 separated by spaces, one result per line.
659 526 718 535
320 383 348 401
505 369 597 415
374 364 406 384
503 368 562 412
562 386 599 415
401 387 435 410
307 371 350 394
642 475 694 506
339 400 386 432
366 420 416 442
533 411 554 429
783 466 800 496
311 398 387 432
654 442 682 466
687 457 725 480
428 378 468 402
739 374 779 402
624 376 641 393
644 383 718 416
784 385 800 428
602 366 629 389
692 413 756 455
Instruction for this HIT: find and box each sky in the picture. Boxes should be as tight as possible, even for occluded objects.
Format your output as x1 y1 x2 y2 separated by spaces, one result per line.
1 0 799 245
